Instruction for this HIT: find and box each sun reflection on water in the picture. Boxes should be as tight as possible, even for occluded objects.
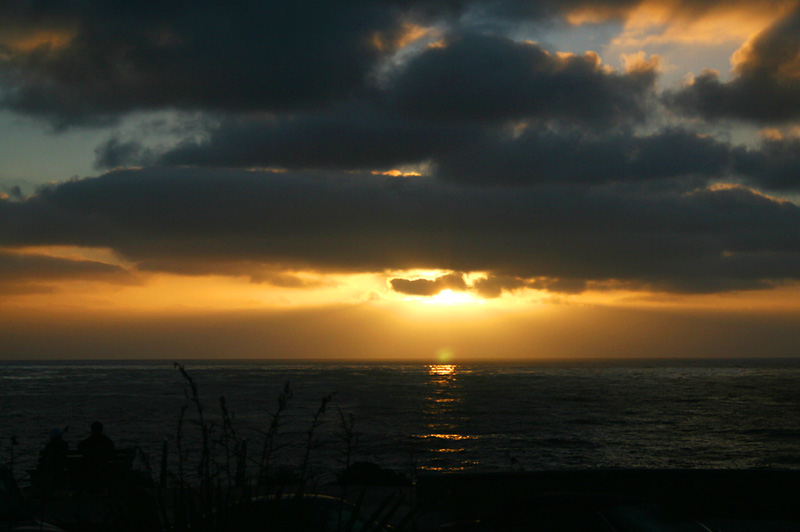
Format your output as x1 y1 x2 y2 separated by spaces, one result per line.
428 364 457 376
423 433 472 440
416 363 475 471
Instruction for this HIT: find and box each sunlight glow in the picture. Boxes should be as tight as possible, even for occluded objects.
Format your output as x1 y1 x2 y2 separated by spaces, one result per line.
429 289 480 305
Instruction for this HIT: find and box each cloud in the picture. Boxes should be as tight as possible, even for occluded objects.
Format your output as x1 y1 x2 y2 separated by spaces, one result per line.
472 275 527 298
387 33 657 127
104 111 800 193
144 104 486 172
0 248 129 282
390 272 589 298
733 136 800 191
1 186 23 201
93 138 154 170
2 0 800 301
135 257 327 288
435 127 733 186
0 2 668 131
472 275 587 297
529 277 589 294
390 273 467 296
0 2 442 128
0 283 56 296
92 33 662 175
666 7 800 123
606 0 791 47
2 167 799 294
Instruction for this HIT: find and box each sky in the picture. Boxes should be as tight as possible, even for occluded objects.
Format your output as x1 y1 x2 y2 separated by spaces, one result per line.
1 0 799 360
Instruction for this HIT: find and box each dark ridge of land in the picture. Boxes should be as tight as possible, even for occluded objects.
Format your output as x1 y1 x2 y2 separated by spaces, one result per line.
416 469 800 530
11 467 800 531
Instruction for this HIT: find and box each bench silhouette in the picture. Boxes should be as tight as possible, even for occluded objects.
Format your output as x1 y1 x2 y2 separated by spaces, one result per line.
31 448 136 491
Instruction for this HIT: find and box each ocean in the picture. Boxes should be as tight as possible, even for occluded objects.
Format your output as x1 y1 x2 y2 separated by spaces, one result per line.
2 358 800 484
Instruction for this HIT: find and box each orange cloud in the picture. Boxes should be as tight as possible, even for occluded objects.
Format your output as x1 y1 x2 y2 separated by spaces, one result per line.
567 5 629 25
691 183 796 206
593 1 796 48
613 2 788 47
370 23 431 52
371 169 422 177
758 126 800 140
621 51 661 73
3 245 130 265
732 23 800 78
0 27 76 54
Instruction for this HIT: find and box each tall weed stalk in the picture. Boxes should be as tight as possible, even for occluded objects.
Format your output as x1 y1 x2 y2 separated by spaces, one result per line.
160 364 415 532
257 380 292 488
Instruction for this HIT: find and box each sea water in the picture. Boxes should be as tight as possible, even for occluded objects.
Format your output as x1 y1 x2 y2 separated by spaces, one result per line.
2 358 800 483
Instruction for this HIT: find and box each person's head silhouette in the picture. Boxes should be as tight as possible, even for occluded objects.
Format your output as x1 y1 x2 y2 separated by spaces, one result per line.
90 421 103 435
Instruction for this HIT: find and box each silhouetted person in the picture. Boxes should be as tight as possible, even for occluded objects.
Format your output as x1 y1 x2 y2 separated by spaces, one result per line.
39 428 68 491
78 421 115 489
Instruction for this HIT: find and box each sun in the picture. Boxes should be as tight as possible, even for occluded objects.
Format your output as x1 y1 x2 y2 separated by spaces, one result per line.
428 289 480 305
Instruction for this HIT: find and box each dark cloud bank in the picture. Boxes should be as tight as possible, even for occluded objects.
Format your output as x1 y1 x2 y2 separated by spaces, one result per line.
2 168 799 295
2 0 800 297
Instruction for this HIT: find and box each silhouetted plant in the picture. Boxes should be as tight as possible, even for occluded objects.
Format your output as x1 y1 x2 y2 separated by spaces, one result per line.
300 392 336 483
160 364 416 532
2 435 18 471
257 380 292 487
336 406 360 474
